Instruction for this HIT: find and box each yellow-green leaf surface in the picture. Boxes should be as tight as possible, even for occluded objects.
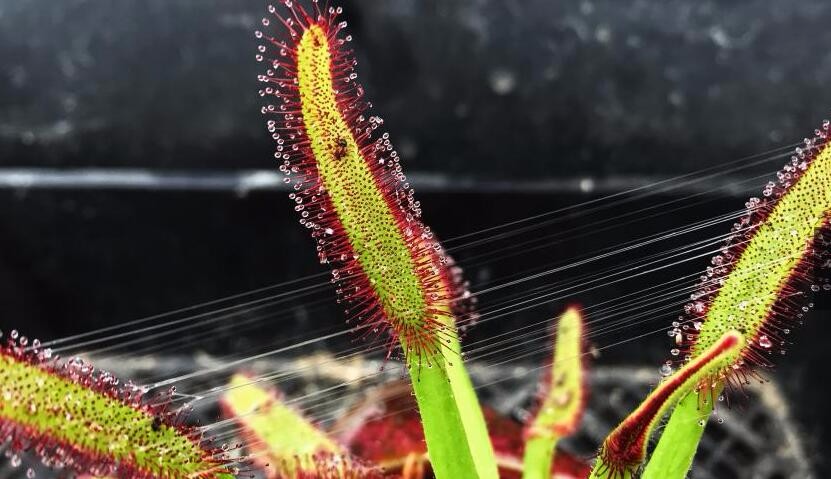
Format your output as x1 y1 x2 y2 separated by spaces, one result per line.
258 4 499 478
221 373 344 477
0 351 229 478
650 127 831 479
522 307 587 479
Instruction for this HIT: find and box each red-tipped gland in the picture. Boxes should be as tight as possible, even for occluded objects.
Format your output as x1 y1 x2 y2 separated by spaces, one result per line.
675 120 831 382
0 332 237 478
256 1 476 365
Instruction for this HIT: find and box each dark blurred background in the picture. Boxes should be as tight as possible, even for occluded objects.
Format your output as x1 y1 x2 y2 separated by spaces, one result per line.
0 0 829 476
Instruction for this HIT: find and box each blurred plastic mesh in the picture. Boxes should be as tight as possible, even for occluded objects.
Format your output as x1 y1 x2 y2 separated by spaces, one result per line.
0 356 811 478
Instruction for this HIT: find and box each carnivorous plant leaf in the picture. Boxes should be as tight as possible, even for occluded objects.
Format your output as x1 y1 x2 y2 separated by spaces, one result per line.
522 306 587 479
590 330 744 479
254 2 497 477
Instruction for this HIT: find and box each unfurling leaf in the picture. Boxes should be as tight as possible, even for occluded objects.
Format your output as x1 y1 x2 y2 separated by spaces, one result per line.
522 306 588 479
590 330 744 479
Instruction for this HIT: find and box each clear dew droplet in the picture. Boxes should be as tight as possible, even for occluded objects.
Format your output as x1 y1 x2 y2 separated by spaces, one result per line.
758 335 773 349
659 364 673 377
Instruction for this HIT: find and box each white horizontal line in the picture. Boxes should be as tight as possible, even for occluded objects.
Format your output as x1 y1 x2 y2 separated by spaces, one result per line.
0 168 755 196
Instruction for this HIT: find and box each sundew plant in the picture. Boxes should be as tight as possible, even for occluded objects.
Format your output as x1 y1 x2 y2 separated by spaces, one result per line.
0 1 828 478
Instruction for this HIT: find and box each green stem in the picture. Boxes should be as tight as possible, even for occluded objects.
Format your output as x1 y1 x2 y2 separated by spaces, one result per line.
641 390 714 479
521 435 557 479
407 337 498 479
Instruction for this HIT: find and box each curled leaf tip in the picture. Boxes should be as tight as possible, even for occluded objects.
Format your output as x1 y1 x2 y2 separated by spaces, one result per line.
593 330 744 478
